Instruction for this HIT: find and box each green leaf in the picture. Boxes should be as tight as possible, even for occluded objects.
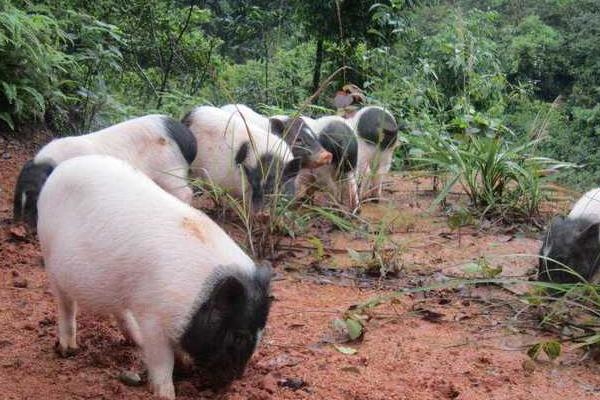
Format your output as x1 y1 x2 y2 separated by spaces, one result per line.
572 334 600 349
0 112 14 130
542 341 561 360
307 236 324 261
345 318 363 341
461 262 481 275
527 343 542 360
333 344 357 355
332 318 347 334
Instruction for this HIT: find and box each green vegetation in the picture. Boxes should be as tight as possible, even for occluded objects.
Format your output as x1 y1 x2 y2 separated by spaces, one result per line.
1 0 599 208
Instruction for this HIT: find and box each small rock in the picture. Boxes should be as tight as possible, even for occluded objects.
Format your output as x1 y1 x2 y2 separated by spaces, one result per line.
278 377 307 391
2 152 11 159
118 370 143 387
12 277 28 288
9 225 27 240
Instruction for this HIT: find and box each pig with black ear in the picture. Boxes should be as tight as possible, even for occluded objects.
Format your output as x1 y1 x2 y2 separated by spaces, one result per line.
539 188 600 284
183 106 300 212
346 106 400 202
220 104 333 169
269 115 333 169
37 155 272 399
296 115 359 210
13 115 196 227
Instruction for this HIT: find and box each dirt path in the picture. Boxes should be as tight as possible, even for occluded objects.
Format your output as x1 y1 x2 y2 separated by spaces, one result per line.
0 136 599 399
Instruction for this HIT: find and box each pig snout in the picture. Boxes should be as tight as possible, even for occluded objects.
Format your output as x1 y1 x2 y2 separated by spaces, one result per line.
307 149 333 168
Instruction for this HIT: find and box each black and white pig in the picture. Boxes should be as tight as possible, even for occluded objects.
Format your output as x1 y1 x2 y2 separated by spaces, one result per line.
297 115 359 210
220 104 333 169
346 106 400 201
37 155 272 399
539 188 600 283
13 115 196 226
183 106 300 211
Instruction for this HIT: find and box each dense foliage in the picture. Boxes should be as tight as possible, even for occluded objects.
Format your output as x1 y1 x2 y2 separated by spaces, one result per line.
1 0 599 195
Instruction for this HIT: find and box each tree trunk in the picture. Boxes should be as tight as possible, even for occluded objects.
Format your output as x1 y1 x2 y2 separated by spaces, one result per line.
311 36 324 94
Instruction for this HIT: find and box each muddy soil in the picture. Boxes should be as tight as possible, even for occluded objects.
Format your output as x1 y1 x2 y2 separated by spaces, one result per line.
0 134 599 400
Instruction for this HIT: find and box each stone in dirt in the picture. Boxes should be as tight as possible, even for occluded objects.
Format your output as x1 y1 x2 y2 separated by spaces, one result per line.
118 370 143 387
9 226 27 240
278 377 308 391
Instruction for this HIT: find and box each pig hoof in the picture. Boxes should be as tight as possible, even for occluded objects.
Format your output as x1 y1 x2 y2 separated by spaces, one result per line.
54 341 79 358
151 382 175 399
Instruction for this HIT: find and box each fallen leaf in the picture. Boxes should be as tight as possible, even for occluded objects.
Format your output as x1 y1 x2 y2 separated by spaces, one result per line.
345 319 363 341
333 344 357 355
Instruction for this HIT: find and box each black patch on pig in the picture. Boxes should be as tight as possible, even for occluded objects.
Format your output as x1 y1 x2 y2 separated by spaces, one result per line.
237 148 293 210
180 264 272 386
538 216 600 284
282 158 302 183
162 116 197 165
269 118 286 138
270 117 325 167
356 107 398 150
235 142 250 165
13 159 55 227
317 120 358 176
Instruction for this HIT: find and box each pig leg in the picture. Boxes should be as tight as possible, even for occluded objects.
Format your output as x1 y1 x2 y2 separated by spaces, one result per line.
341 172 360 212
371 148 394 201
55 291 78 357
117 310 143 347
139 318 175 399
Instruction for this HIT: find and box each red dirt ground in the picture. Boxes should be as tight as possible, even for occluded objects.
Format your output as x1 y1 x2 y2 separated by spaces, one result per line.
1 134 599 400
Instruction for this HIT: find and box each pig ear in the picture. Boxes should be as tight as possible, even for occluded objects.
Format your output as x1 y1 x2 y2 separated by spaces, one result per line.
269 118 286 137
213 276 246 313
578 222 600 245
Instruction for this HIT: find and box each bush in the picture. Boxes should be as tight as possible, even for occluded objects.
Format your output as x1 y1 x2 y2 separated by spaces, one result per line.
0 3 72 129
410 130 573 221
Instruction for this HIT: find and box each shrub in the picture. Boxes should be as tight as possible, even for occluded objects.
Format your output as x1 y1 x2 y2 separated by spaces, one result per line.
0 3 72 129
